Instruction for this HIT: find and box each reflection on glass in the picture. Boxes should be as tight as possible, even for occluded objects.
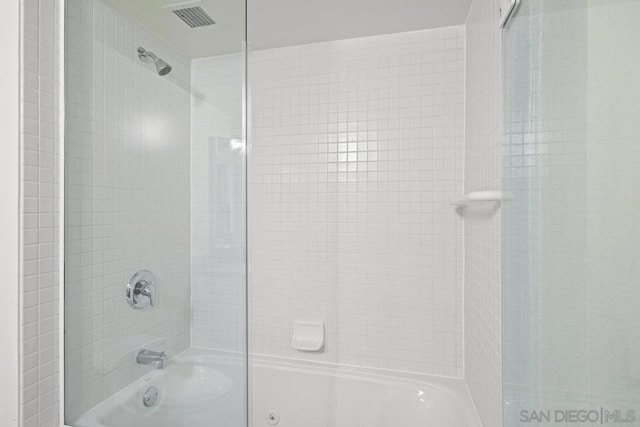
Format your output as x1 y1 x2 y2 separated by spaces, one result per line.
503 0 640 424
64 0 246 425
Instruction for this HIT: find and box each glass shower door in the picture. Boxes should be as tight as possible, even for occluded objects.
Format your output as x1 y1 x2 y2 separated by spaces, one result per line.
63 0 247 425
503 0 640 424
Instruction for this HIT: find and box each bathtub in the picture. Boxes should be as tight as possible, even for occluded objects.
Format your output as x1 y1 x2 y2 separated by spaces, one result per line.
71 348 480 427
72 348 247 427
251 356 481 427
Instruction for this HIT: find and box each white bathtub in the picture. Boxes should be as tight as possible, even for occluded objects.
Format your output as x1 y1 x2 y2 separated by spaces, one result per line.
73 348 247 427
251 356 481 427
71 349 480 427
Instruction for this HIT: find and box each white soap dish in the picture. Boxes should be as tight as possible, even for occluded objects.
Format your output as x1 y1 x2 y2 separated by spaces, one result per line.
291 321 325 352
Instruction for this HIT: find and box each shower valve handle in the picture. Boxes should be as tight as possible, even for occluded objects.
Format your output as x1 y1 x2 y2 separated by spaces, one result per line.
126 270 157 310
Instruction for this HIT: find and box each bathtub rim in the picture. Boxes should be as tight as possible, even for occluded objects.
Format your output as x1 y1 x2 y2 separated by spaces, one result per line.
65 348 482 427
251 353 483 426
252 353 471 392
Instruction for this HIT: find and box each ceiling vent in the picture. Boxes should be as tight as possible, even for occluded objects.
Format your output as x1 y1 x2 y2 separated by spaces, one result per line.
172 6 216 28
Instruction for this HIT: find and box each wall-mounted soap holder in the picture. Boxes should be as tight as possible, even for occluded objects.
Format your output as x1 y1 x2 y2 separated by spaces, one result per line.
291 320 325 352
451 190 502 207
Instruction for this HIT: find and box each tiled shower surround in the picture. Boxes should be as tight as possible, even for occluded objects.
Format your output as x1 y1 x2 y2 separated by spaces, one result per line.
250 26 466 377
64 0 191 422
21 0 62 425
18 1 510 425
464 0 503 425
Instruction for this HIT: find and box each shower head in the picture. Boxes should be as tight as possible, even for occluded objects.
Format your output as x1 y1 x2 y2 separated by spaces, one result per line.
137 47 172 76
154 58 172 76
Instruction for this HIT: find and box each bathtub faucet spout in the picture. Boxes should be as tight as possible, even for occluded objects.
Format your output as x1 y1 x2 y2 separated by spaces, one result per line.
136 349 167 369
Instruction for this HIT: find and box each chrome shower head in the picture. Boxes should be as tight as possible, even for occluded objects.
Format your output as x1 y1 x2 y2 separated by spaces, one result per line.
154 58 172 76
137 47 172 76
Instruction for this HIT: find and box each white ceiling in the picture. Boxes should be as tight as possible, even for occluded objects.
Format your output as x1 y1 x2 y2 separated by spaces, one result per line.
248 0 472 50
105 0 246 58
106 0 472 58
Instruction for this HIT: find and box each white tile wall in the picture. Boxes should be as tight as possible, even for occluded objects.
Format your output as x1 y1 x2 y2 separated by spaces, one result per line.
191 54 246 352
464 0 503 425
63 0 191 422
249 27 466 377
21 1 63 425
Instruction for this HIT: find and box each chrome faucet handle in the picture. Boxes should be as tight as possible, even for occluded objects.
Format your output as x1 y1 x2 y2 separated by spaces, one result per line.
135 281 155 307
126 270 157 309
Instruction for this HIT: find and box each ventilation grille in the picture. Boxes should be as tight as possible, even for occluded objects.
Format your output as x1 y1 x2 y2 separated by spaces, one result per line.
172 6 215 28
